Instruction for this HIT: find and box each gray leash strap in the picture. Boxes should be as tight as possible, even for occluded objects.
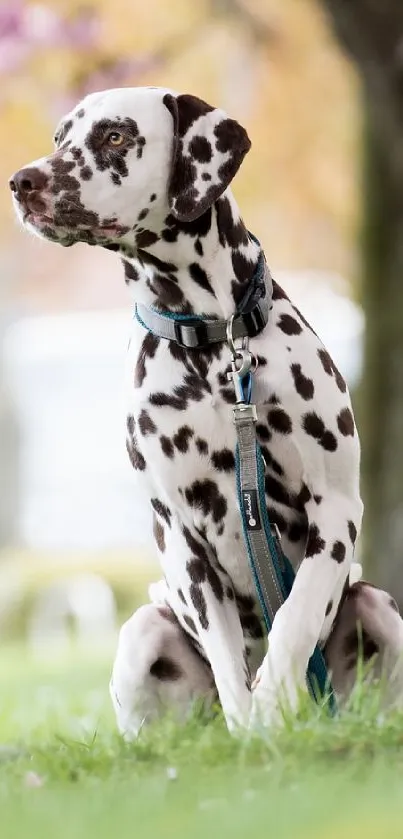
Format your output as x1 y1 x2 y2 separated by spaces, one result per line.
226 324 287 629
233 402 286 627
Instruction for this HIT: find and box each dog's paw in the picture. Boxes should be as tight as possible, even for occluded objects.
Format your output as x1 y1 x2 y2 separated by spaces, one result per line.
249 682 287 730
349 562 363 585
249 661 304 730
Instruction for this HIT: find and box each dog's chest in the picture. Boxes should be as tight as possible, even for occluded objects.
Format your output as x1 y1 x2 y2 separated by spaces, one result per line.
125 317 308 595
126 328 242 519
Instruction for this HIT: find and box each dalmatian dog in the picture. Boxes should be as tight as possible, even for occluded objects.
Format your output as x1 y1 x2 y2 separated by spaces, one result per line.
9 86 403 736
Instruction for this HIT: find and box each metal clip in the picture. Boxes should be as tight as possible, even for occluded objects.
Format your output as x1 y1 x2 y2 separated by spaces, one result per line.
226 315 258 404
228 356 251 402
233 403 257 424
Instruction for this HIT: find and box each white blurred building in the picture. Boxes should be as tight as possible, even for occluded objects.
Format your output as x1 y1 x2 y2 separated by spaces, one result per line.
2 271 364 552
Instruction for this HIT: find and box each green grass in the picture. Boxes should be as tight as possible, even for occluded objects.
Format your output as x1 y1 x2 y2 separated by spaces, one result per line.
1 647 403 838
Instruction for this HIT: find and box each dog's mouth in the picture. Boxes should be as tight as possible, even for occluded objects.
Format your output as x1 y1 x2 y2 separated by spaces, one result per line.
23 210 54 227
22 206 130 248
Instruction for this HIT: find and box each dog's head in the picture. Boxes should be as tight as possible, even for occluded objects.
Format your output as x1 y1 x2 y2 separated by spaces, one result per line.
9 86 251 249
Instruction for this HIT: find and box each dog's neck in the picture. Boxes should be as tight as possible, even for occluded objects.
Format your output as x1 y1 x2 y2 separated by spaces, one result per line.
117 189 261 319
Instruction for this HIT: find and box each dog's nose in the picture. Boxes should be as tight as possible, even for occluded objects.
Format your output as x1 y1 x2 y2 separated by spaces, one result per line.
9 167 48 200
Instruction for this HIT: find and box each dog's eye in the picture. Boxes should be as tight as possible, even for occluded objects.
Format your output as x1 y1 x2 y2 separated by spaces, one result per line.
107 132 124 147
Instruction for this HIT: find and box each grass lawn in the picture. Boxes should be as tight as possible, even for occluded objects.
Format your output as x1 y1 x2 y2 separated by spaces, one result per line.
1 646 403 838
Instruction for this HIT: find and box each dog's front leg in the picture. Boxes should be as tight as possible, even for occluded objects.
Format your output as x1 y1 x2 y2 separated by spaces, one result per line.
251 491 363 728
161 516 252 733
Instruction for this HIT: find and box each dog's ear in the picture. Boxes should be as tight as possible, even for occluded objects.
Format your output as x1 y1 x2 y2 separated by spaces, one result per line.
163 93 251 223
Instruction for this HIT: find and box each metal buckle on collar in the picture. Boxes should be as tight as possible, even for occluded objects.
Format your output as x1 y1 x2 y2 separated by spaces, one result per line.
173 318 209 348
242 302 267 338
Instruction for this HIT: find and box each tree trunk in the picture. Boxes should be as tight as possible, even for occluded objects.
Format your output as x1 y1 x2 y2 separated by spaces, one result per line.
320 1 403 600
360 101 403 599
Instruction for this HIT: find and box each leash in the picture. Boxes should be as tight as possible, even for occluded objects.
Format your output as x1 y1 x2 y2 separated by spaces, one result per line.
228 322 335 713
134 240 335 714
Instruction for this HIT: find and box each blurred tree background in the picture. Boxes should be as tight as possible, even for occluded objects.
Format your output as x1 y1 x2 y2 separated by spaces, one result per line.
0 1 402 600
320 0 403 603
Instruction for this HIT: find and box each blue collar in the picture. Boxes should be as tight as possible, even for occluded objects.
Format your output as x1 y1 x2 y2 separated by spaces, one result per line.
134 237 271 350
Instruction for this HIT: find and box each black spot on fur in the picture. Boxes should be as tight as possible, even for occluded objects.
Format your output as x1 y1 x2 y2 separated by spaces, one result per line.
55 119 73 145
317 348 347 393
134 333 159 387
153 514 165 553
211 448 235 471
267 507 288 533
291 363 314 400
277 314 302 336
196 438 208 455
164 208 212 240
240 611 264 640
173 426 194 452
184 479 227 523
256 424 272 442
150 656 182 681
272 281 288 301
187 557 224 603
268 408 292 434
331 540 346 563
302 412 338 452
183 614 197 634
348 521 357 545
151 498 171 526
265 475 290 507
190 584 209 630
189 135 212 162
150 371 210 412
216 196 249 249
189 263 215 296
297 484 311 509
306 524 326 557
123 260 140 283
288 521 306 542
235 593 255 613
136 229 159 248
261 448 284 476
126 415 146 471
182 526 209 562
231 251 254 287
138 409 156 436
80 165 93 181
160 435 174 458
337 407 355 437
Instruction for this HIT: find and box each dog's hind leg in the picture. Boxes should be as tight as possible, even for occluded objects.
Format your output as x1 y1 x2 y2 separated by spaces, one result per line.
110 603 216 740
324 581 403 705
